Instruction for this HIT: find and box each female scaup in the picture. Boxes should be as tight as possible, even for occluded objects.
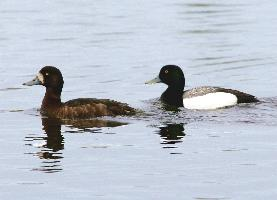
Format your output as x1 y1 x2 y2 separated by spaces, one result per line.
145 65 259 109
23 66 136 119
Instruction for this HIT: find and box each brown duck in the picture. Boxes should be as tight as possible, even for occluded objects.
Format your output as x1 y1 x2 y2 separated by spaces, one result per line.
23 66 137 119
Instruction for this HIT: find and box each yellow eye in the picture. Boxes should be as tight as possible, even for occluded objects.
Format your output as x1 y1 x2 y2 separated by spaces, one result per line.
165 70 169 74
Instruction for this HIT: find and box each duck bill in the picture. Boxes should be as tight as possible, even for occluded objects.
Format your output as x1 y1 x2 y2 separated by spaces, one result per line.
145 76 162 84
23 76 42 86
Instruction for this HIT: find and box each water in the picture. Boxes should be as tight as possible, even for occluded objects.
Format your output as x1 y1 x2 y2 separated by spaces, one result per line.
1 0 277 199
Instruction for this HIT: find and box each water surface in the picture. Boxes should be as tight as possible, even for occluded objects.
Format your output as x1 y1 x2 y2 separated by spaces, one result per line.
1 0 277 199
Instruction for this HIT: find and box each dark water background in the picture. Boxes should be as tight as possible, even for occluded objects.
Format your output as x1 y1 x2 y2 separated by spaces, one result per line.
1 0 277 199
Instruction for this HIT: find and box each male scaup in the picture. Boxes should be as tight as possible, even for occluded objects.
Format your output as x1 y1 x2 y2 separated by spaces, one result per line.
145 65 259 109
23 66 136 119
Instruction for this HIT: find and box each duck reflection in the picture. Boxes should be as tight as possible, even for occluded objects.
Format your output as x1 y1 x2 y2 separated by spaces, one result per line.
157 123 186 145
26 117 127 173
41 117 64 154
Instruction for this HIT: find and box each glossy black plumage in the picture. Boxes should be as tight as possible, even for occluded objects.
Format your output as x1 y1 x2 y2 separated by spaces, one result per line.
146 65 259 108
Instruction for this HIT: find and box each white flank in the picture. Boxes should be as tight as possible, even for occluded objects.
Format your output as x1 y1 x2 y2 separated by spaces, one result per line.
183 92 238 110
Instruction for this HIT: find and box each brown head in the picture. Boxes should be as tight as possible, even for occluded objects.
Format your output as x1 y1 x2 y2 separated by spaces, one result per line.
23 66 64 95
23 66 65 113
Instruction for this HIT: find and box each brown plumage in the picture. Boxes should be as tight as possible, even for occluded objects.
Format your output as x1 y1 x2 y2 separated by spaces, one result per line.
42 98 136 119
23 66 137 119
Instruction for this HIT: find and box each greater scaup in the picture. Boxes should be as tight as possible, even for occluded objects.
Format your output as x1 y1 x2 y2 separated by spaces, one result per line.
145 65 259 109
23 66 136 119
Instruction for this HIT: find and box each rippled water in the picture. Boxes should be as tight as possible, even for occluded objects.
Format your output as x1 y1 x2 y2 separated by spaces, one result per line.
1 0 277 199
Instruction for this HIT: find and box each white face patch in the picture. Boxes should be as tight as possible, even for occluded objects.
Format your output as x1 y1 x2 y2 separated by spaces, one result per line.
37 72 44 84
183 92 238 110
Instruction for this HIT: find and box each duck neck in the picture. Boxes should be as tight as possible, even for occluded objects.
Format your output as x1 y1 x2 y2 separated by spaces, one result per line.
42 87 62 110
161 86 184 107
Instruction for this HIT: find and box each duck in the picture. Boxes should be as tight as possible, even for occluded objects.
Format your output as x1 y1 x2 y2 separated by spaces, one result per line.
145 65 259 109
23 66 137 119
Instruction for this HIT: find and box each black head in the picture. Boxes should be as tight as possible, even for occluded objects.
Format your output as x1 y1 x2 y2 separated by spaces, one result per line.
146 65 185 89
23 66 64 91
145 65 185 107
159 65 185 88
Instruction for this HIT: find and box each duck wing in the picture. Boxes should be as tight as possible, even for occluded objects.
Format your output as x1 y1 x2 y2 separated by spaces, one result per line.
56 98 136 119
215 88 259 103
183 86 258 103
